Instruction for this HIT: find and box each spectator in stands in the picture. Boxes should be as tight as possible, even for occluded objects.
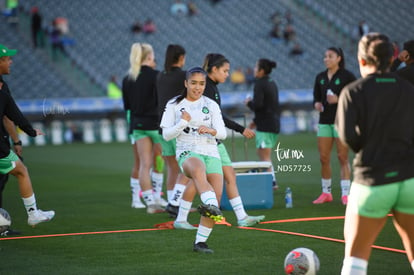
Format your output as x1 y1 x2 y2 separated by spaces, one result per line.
269 24 281 44
358 20 369 37
390 40 414 85
156 44 189 218
338 32 414 275
187 1 198 16
48 19 66 61
170 0 188 17
0 44 55 228
130 20 142 34
30 6 44 48
230 67 246 90
246 58 280 188
312 47 356 205
283 24 296 45
122 43 165 213
289 42 304 58
142 19 156 35
107 75 122 99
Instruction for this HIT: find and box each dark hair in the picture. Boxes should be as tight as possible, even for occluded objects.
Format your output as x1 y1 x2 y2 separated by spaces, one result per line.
403 40 414 59
327 47 345 69
164 44 186 72
358 33 393 73
257 58 277 75
174 67 207 103
202 53 229 73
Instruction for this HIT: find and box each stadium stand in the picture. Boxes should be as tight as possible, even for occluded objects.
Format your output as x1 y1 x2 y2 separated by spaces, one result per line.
3 0 414 100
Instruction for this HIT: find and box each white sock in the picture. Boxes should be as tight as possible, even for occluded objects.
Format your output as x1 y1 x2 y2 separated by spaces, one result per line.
229 196 248 221
341 180 351 196
200 191 218 207
322 178 332 193
341 257 368 275
142 189 155 206
167 190 174 202
22 194 38 215
169 183 186 206
130 177 141 200
176 200 192 222
195 224 212 244
151 171 164 199
411 260 414 272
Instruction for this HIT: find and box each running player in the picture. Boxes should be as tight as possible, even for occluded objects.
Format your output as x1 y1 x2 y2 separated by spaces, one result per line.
0 44 55 226
338 32 414 275
174 53 265 229
160 67 226 253
246 58 280 183
312 47 356 205
122 43 164 214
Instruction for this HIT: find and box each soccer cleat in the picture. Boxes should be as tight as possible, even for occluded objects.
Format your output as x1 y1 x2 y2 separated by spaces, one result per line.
312 192 333 204
197 204 223 222
166 203 179 218
0 228 21 237
131 199 146 209
237 215 265 227
173 221 197 230
341 195 348 205
155 197 168 208
193 242 214 254
146 204 165 214
28 209 55 226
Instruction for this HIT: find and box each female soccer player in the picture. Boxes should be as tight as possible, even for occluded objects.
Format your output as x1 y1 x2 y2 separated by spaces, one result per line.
246 58 280 183
173 53 265 229
156 44 189 215
161 67 226 253
312 47 356 205
338 33 414 275
122 43 164 214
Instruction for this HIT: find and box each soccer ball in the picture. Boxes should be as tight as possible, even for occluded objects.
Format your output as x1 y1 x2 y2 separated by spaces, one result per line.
0 208 12 233
284 247 320 275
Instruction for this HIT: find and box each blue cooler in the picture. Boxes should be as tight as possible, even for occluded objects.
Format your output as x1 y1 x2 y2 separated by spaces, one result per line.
221 161 274 210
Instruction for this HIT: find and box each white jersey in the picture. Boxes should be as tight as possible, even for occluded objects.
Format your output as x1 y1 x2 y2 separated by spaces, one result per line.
160 96 226 159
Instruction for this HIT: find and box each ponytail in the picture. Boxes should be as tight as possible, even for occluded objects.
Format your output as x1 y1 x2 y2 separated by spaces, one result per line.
128 43 153 80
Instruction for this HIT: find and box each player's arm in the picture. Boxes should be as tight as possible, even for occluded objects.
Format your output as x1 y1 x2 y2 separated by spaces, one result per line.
336 88 361 152
161 102 189 141
313 76 324 112
3 116 22 156
2 93 37 137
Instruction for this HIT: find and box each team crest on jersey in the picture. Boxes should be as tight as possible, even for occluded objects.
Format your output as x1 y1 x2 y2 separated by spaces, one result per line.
320 79 325 85
202 107 209 114
335 78 341 85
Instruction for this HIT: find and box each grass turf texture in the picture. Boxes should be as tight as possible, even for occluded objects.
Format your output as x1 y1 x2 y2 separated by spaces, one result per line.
0 133 409 274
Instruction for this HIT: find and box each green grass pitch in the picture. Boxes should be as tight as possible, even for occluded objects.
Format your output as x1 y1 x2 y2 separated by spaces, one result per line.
0 132 409 274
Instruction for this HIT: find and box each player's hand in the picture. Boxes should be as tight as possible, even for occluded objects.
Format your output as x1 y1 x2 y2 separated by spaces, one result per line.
242 128 255 139
35 129 45 136
13 144 22 156
326 94 338 104
248 121 256 129
198 126 216 136
314 102 324 112
180 110 191 121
